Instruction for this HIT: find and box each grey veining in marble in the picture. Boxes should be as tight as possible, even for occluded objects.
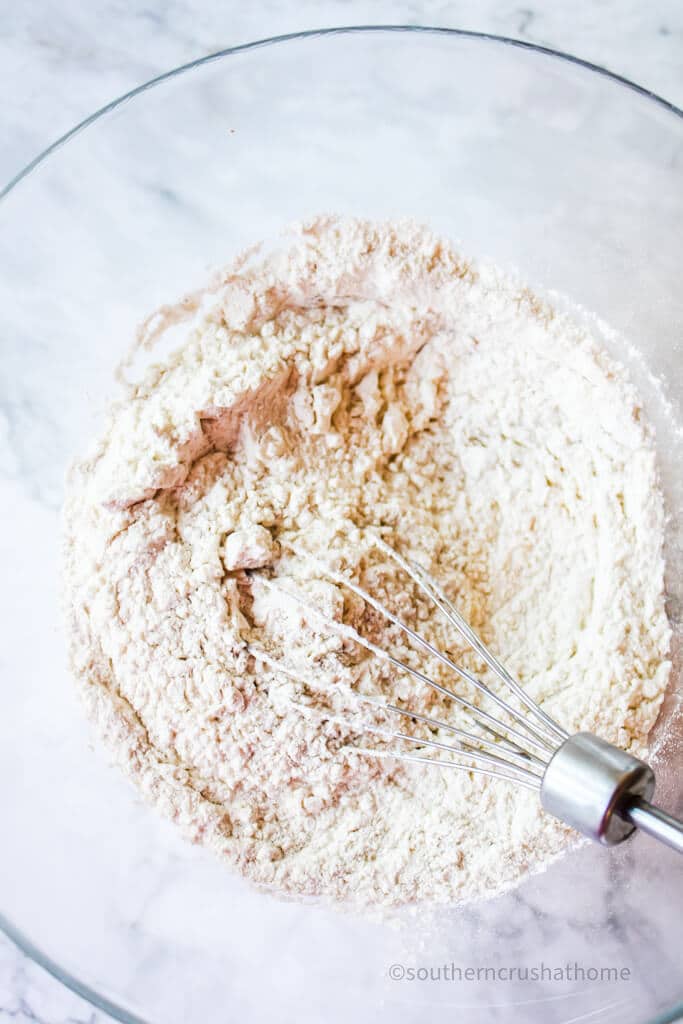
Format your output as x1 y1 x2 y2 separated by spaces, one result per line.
1 3 682 1023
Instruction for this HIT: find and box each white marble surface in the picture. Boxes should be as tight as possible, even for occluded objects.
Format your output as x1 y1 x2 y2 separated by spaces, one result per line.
1 2 683 1023
2 0 683 189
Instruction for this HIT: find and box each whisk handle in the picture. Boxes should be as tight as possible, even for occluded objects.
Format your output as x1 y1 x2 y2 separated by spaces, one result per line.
624 797 683 854
540 732 683 853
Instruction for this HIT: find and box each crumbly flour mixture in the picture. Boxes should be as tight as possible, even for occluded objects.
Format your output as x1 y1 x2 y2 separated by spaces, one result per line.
63 217 671 906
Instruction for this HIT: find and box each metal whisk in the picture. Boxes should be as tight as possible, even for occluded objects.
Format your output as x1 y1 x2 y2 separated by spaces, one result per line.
249 534 683 854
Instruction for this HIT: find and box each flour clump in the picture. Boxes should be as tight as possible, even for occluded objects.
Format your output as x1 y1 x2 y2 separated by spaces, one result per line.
63 217 671 906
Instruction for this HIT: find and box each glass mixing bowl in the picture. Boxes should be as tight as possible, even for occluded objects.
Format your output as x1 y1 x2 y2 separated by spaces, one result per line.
1 26 682 1024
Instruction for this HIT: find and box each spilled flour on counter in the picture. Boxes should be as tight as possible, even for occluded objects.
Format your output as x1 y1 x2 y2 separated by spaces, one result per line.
63 217 671 906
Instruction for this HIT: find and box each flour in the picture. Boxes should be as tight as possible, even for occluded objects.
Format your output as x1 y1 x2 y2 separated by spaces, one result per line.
63 217 671 906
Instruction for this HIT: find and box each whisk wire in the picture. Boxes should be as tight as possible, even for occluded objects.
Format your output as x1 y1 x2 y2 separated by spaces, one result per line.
370 700 547 771
353 748 543 791
380 539 568 746
249 645 544 787
255 575 551 757
288 547 558 754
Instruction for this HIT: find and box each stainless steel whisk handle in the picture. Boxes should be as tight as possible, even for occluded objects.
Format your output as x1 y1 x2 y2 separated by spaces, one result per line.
541 732 683 854
624 798 683 852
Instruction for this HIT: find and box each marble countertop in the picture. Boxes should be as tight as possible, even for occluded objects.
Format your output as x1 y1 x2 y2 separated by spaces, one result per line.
2 0 682 189
1 2 682 1022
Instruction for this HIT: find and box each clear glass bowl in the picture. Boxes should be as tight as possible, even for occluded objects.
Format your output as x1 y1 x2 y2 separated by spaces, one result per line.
1 27 682 1024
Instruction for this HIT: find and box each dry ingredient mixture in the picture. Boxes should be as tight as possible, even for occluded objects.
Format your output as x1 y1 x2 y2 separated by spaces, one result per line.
63 217 671 906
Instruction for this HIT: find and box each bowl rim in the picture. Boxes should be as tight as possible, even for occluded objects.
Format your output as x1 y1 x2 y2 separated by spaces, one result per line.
1 23 682 201
2 24 682 1024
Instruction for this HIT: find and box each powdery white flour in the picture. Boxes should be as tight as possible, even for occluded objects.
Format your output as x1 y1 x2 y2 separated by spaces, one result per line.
63 217 671 906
